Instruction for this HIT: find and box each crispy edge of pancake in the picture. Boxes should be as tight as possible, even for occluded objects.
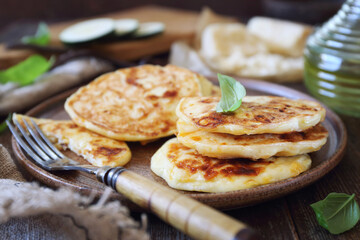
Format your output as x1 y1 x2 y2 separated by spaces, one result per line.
177 120 328 159
64 65 212 142
13 114 131 167
176 96 326 135
151 138 312 192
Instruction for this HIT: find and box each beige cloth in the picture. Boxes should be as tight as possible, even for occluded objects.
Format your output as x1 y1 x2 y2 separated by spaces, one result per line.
0 57 115 115
0 144 149 240
0 144 24 181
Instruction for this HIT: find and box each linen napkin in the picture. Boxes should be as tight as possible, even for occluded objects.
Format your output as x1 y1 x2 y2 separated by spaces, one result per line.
0 144 149 240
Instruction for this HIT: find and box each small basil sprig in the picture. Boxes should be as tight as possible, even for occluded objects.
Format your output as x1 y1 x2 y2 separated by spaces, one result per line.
21 22 50 46
216 73 246 113
311 193 360 234
0 55 54 86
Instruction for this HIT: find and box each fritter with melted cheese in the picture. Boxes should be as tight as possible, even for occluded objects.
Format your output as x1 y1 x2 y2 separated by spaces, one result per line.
177 120 328 159
151 138 311 193
13 114 131 167
176 96 326 135
65 64 214 141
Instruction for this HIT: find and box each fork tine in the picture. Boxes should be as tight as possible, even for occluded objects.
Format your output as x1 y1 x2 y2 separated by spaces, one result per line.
23 119 60 160
13 118 52 162
6 120 48 168
29 119 65 158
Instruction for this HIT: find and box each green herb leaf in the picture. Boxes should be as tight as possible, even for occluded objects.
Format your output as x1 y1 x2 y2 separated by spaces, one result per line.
21 22 50 46
0 55 54 86
0 113 12 133
216 73 246 113
311 193 360 234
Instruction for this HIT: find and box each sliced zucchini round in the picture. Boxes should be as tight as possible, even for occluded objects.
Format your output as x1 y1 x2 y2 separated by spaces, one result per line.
131 22 165 39
114 18 139 37
60 18 115 45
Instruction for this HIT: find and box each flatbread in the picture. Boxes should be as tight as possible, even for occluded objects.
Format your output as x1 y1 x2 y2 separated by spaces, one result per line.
151 138 311 192
13 114 131 167
247 17 312 57
177 120 328 159
65 64 212 141
199 22 306 82
176 96 326 135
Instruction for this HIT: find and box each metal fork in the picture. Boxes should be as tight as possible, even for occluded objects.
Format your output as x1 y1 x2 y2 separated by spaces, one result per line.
7 118 257 240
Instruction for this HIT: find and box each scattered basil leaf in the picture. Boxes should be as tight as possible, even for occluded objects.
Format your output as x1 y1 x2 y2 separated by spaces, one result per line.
0 113 12 133
311 193 360 234
21 22 50 46
0 55 54 86
216 73 246 113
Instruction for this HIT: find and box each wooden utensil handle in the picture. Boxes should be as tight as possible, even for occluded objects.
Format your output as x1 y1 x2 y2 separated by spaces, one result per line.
97 167 258 240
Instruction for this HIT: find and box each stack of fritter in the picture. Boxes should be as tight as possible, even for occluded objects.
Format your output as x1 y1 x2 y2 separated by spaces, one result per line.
151 96 328 192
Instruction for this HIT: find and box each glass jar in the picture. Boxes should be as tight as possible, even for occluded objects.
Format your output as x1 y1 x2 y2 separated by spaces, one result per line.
304 0 360 117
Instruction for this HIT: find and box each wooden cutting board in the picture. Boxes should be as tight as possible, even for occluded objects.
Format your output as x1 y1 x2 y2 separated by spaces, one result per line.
0 5 199 69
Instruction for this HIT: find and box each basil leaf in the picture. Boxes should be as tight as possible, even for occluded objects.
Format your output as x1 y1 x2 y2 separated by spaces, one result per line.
311 193 360 234
0 113 12 133
0 55 54 86
216 73 246 113
21 22 50 46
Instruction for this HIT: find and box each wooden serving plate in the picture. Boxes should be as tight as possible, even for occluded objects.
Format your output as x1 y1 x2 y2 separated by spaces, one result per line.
12 78 347 210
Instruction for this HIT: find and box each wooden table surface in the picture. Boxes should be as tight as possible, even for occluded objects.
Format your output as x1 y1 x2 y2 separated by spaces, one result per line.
1 22 360 240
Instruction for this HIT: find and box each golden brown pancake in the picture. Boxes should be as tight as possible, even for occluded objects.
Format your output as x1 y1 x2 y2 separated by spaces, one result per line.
176 96 326 135
177 120 328 159
151 138 311 192
13 114 131 167
65 65 212 141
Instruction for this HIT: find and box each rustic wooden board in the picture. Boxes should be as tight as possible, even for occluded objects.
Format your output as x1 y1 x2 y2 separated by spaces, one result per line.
0 5 199 68
11 78 347 211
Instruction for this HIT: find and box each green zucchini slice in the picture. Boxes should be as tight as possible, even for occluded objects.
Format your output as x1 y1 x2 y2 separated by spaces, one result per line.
114 18 139 37
60 18 115 45
131 22 165 39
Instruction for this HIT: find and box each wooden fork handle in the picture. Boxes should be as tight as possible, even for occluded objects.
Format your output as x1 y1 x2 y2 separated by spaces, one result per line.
97 167 258 240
